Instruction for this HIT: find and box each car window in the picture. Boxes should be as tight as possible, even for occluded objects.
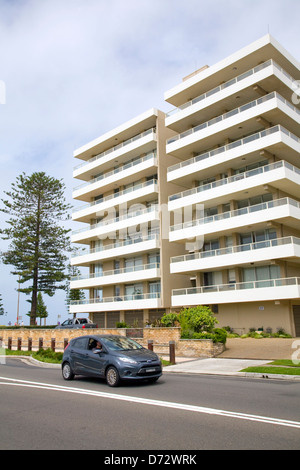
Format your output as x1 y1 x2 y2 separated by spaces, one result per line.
72 337 88 350
101 336 143 351
79 318 88 324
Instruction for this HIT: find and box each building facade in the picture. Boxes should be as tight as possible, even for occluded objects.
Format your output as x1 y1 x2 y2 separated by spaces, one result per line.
71 35 300 336
166 35 300 336
70 109 189 327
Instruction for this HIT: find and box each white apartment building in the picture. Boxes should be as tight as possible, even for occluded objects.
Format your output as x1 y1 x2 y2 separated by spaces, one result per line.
165 35 300 336
70 109 188 327
70 35 300 336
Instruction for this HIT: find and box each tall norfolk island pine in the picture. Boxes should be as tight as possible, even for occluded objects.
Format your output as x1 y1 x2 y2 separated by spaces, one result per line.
0 172 71 325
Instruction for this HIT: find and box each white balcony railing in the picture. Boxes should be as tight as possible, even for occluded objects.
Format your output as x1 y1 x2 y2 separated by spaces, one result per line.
73 151 157 192
71 263 160 282
170 197 300 233
169 160 300 203
74 128 156 171
72 204 159 237
71 233 159 259
166 59 296 118
170 236 300 264
72 179 158 218
167 125 300 176
70 292 161 307
166 92 300 146
172 277 300 296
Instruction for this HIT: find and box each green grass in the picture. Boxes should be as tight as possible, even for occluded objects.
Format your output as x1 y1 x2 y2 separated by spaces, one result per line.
241 359 300 376
5 348 63 364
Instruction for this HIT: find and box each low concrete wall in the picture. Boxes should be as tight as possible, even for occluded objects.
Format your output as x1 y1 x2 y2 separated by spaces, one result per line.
0 327 225 358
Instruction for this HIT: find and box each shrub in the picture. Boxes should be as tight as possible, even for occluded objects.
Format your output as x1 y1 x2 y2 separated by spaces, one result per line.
160 313 179 327
179 306 218 333
116 321 130 328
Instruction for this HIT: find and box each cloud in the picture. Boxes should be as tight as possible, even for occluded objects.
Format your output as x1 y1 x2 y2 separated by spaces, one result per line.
0 0 300 324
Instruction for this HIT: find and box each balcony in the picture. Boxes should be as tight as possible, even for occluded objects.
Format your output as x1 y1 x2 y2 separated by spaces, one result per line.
73 179 158 223
170 236 300 273
73 152 158 202
166 92 300 158
171 277 300 306
167 125 300 184
71 205 160 244
166 59 298 133
169 197 300 242
73 128 157 181
71 234 160 266
168 160 300 211
70 263 160 290
69 293 161 314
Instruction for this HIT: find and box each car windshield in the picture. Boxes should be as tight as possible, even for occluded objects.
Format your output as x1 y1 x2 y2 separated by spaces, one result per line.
101 336 143 351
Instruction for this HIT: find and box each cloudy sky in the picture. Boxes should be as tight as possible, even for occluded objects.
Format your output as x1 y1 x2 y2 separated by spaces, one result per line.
0 0 300 325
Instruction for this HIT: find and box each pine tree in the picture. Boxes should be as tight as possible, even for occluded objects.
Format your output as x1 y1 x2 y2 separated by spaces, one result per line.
0 294 5 316
0 172 71 325
36 292 48 326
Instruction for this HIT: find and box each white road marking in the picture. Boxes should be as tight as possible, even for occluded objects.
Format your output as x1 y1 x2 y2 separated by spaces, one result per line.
0 376 300 429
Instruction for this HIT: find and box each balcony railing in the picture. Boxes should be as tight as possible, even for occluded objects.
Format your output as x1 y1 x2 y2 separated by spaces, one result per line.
169 160 300 202
74 128 156 171
172 277 300 296
72 179 158 216
71 233 160 258
71 263 160 281
70 292 161 306
166 59 296 118
73 151 157 191
72 204 159 236
170 197 300 233
167 125 300 175
170 236 300 264
166 92 300 146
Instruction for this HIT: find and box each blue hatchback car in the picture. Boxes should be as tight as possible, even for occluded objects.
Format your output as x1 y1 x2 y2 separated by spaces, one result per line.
62 334 162 387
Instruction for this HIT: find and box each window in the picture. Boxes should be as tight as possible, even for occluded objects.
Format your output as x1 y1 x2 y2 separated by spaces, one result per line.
125 257 143 272
242 265 281 286
72 337 88 350
149 281 161 298
148 252 160 266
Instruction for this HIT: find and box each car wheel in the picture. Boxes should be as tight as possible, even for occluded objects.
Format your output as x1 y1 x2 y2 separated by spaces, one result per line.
62 362 74 381
106 366 121 387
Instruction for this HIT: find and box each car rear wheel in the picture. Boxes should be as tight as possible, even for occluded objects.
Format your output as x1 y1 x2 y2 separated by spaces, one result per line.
106 366 120 387
62 362 74 381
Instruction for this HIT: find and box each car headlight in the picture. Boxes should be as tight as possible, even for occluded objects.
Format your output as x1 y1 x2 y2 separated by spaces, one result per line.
119 357 138 364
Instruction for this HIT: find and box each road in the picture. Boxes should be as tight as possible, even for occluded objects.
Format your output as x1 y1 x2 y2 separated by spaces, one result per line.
0 358 299 451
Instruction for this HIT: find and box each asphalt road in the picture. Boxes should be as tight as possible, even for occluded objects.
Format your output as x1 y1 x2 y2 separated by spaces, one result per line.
0 358 299 451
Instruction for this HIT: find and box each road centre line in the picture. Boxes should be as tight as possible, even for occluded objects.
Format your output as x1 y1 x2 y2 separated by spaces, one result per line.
0 376 300 430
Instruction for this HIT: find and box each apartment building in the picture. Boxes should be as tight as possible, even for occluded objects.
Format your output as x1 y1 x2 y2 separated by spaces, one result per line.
165 35 300 336
70 34 300 336
70 109 189 327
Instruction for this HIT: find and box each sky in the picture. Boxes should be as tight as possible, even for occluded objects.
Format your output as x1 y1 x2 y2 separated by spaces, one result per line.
0 0 300 325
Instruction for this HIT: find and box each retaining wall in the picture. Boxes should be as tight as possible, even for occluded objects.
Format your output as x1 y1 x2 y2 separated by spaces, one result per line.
0 327 225 358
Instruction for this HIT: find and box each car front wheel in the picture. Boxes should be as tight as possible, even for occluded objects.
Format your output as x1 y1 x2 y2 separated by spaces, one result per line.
62 362 75 381
106 366 121 387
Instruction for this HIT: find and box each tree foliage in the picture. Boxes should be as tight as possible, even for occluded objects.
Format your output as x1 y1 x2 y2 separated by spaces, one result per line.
0 172 71 325
65 260 86 310
0 294 4 316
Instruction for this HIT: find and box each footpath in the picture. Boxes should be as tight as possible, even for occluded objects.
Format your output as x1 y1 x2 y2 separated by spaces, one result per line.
163 337 300 380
